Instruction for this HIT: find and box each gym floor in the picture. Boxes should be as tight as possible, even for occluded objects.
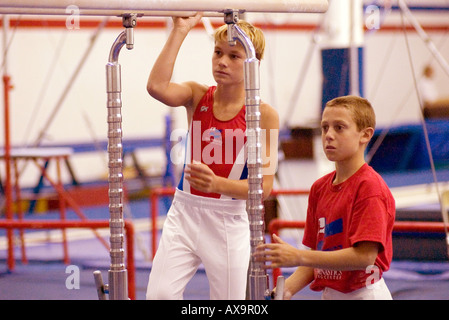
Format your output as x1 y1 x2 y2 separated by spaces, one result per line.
1 199 449 300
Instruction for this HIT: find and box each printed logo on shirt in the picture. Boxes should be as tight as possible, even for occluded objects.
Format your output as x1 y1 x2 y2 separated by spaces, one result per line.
315 217 344 282
206 127 222 144
319 217 325 234
315 269 342 281
325 218 343 237
317 218 343 251
203 127 223 149
169 121 278 174
200 106 209 112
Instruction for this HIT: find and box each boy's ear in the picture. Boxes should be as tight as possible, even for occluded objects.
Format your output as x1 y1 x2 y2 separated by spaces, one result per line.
360 127 374 145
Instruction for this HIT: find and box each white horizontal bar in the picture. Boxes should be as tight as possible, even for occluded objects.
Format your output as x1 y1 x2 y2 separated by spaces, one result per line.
0 8 223 17
0 0 328 16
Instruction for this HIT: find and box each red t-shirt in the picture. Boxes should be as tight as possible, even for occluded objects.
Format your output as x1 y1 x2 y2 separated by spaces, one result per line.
303 164 395 293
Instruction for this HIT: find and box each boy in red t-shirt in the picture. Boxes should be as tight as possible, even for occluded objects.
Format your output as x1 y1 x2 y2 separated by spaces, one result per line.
256 95 395 299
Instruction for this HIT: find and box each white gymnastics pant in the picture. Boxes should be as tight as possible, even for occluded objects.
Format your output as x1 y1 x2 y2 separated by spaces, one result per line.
322 278 393 300
146 189 250 300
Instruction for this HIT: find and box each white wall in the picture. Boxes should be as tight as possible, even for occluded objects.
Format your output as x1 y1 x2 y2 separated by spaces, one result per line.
364 12 449 127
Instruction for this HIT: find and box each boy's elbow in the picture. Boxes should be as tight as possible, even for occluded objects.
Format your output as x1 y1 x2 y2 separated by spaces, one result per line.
262 184 273 200
354 242 379 269
360 253 377 269
262 174 275 200
146 82 159 98
147 82 170 105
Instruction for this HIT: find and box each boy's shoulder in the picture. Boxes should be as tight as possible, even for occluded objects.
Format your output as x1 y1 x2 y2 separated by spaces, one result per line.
352 165 394 203
311 165 390 193
259 101 279 130
357 165 389 188
186 82 210 109
260 101 278 116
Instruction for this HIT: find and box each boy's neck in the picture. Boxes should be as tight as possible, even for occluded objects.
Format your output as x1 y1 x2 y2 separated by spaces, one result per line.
333 156 366 185
214 84 245 105
213 84 246 119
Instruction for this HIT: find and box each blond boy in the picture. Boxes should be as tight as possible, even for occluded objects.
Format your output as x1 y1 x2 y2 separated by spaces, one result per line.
146 14 278 300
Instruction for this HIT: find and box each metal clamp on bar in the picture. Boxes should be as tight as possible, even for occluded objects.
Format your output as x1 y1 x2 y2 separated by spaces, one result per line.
224 10 239 46
122 13 137 50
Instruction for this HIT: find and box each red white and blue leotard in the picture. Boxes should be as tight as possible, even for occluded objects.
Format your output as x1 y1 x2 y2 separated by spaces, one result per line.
148 86 250 300
178 86 248 199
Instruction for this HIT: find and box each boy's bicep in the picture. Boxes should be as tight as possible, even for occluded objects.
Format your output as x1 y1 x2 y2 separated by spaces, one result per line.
151 81 195 107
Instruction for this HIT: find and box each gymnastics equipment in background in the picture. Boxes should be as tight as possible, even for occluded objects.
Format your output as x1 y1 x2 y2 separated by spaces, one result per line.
320 0 364 111
0 219 136 299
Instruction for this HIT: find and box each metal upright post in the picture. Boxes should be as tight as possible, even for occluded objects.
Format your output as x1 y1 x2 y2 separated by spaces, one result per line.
94 13 137 300
2 14 15 272
225 10 269 300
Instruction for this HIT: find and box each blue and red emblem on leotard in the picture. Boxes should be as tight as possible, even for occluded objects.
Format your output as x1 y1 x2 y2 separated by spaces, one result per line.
178 86 248 199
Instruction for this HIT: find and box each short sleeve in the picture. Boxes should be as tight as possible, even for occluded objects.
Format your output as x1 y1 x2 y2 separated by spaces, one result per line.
302 185 319 250
348 195 390 252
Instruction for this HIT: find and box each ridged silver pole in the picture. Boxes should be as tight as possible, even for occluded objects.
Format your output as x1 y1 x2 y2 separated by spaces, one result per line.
225 11 269 300
104 14 136 300
106 30 128 301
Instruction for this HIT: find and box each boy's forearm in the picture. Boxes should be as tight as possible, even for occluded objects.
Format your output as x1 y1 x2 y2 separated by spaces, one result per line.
272 246 377 298
283 267 314 299
147 28 188 98
298 243 378 271
214 177 248 200
214 174 274 200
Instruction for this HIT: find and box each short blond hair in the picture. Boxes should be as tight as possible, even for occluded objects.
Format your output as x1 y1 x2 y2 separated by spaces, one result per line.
214 20 265 60
325 95 376 131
